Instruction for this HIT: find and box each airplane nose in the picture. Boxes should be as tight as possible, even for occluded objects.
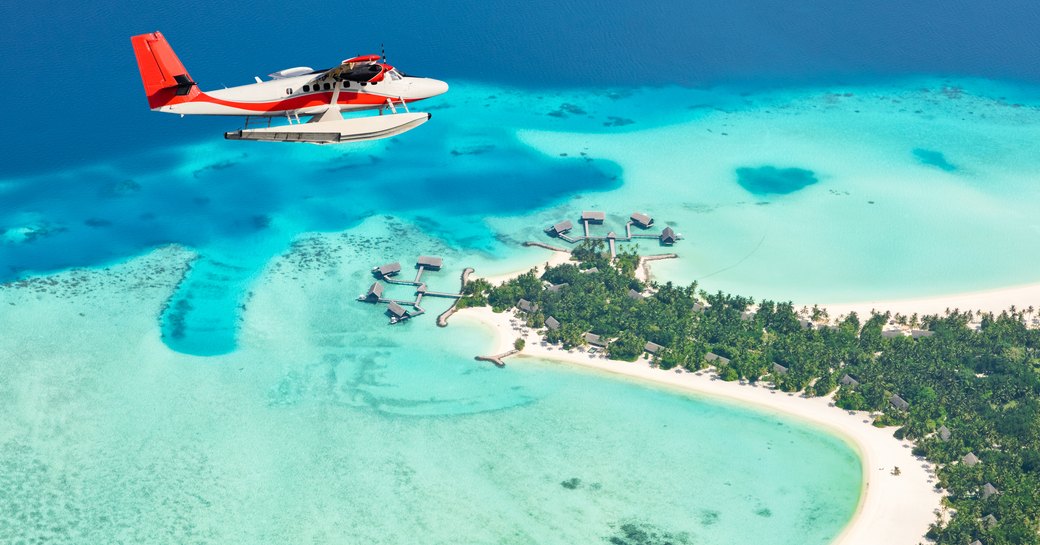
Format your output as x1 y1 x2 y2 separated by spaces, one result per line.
428 78 449 96
406 77 449 99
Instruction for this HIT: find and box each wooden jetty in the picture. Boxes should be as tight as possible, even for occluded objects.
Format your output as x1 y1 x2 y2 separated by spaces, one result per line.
523 241 571 253
437 268 474 327
545 210 682 249
475 348 519 368
359 256 465 324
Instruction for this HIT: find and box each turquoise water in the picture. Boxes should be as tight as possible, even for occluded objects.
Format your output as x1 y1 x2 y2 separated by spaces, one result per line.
4 76 1040 543
0 224 860 544
5 78 1040 355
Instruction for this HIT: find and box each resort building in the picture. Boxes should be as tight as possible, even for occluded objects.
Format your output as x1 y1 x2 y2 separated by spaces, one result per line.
772 363 789 375
705 352 730 365
627 289 644 301
584 333 607 347
840 374 860 387
375 262 401 278
387 301 410 320
581 211 606 223
910 329 934 339
882 329 905 339
546 220 574 237
417 256 443 270
547 282 568 293
545 316 561 330
660 226 677 245
889 394 910 411
983 514 998 529
938 425 951 442
962 452 980 466
644 341 663 355
982 483 999 499
363 282 383 303
741 311 755 321
630 212 654 229
517 298 539 313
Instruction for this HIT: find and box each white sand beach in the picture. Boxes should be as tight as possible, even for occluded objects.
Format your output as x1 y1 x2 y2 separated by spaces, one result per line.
817 281 1040 322
453 251 949 545
474 249 572 285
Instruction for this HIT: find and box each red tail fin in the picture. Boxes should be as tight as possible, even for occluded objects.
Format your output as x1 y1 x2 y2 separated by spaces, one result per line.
131 31 201 109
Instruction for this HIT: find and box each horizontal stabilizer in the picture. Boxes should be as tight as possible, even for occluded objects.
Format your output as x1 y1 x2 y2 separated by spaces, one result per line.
225 112 430 144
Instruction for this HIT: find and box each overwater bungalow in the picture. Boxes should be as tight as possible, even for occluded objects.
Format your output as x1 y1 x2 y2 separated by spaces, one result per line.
417 256 443 270
545 316 561 330
546 220 574 237
362 282 383 302
660 226 677 245
630 212 654 229
387 301 410 322
374 262 401 278
581 211 605 223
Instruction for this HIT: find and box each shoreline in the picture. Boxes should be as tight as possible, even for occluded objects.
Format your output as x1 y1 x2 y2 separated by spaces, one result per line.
454 249 950 545
453 305 941 545
815 281 1040 323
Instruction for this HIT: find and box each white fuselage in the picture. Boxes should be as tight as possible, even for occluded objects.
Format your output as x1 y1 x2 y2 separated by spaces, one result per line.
159 70 448 117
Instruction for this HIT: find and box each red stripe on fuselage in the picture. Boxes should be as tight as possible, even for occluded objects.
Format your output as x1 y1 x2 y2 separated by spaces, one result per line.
193 91 416 113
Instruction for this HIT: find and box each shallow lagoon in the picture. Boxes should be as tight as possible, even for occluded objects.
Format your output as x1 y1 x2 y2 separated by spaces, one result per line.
0 225 860 544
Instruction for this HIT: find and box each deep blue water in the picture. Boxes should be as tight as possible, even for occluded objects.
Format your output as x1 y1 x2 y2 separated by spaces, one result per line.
2 0 1040 175
3 1 1040 355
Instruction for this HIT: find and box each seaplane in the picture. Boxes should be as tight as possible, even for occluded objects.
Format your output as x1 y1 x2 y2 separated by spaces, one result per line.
130 31 448 144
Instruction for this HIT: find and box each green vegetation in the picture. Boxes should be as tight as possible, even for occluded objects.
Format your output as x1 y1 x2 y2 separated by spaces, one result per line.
514 338 526 351
463 249 1040 545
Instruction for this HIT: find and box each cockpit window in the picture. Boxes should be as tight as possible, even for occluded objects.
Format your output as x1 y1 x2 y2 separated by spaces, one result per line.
388 69 402 81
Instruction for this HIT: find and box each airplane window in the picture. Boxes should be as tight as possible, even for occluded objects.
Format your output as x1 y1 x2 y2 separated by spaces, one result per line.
360 82 367 87
303 85 310 92
286 88 292 95
324 83 331 90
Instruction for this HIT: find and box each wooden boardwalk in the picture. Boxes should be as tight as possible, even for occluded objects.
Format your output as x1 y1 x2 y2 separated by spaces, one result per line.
437 268 474 327
475 349 519 367
359 258 466 324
